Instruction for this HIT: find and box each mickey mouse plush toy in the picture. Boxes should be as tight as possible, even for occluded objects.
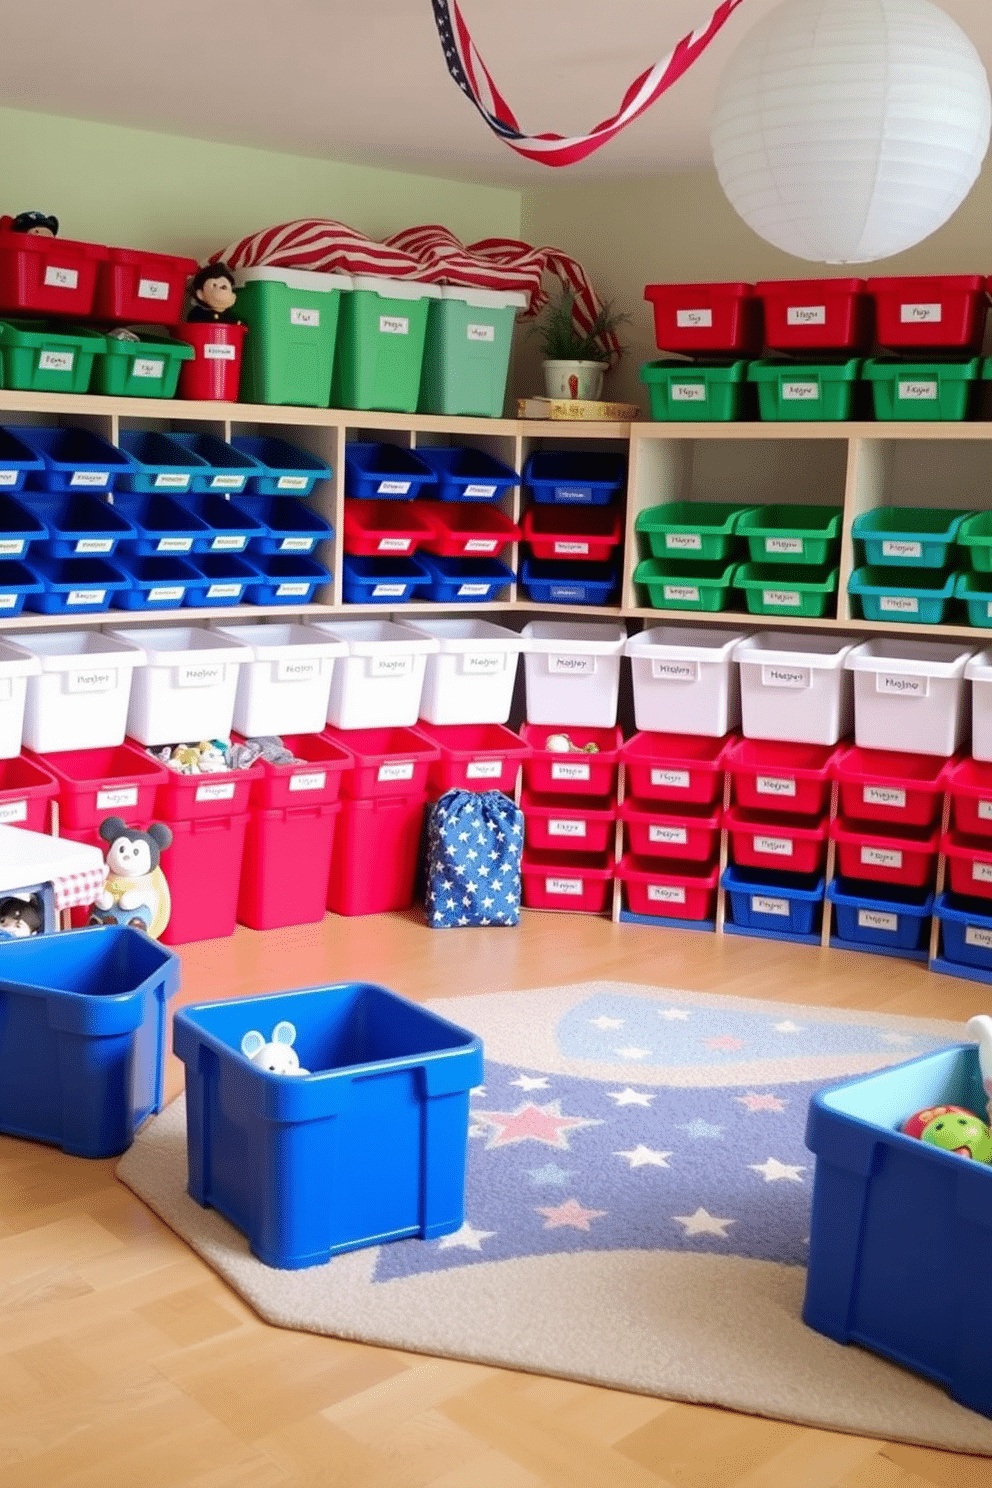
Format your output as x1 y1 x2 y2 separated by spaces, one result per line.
89 817 172 939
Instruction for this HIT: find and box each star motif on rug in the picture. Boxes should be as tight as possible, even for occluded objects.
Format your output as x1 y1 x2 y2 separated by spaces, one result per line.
673 1207 735 1238
472 1100 603 1150
658 1008 691 1020
773 1020 802 1033
590 1015 624 1030
527 1163 574 1186
749 1156 806 1183
615 1046 652 1060
437 1221 495 1251
615 1144 671 1169
606 1087 655 1107
702 1035 745 1051
678 1118 724 1139
735 1092 787 1113
511 1074 550 1091
536 1197 607 1231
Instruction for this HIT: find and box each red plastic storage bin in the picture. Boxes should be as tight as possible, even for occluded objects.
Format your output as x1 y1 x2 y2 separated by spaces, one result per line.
947 757 992 839
520 504 624 564
622 730 734 808
832 744 952 829
238 799 341 930
522 790 618 855
726 737 836 818
420 502 522 558
520 723 623 799
830 818 940 887
174 322 247 401
93 247 197 324
617 854 719 921
327 792 428 916
343 499 436 557
156 757 261 821
867 275 989 352
415 720 530 795
644 282 762 356
520 850 614 914
241 731 353 810
31 742 168 830
321 723 440 799
159 811 251 945
756 279 871 353
941 831 992 901
619 799 721 862
725 805 828 875
0 230 106 317
0 753 58 830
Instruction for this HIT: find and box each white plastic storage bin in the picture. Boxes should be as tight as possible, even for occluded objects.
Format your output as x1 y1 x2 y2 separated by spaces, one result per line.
212 622 347 737
967 648 992 763
522 620 627 728
0 639 40 759
314 619 440 730
406 618 527 725
625 626 744 737
105 626 252 747
846 638 975 758
733 632 858 746
17 630 146 754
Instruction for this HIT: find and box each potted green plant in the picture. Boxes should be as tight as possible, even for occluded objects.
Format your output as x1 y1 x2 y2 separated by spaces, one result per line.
530 287 629 401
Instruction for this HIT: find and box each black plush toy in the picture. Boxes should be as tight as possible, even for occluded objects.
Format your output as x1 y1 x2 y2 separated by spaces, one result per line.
186 262 238 322
0 894 43 939
11 211 58 237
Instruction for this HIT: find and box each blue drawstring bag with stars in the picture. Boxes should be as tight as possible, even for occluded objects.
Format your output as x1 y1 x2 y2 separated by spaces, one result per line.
425 789 524 928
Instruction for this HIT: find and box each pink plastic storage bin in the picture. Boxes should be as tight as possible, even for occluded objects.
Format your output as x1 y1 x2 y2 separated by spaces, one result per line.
93 247 197 324
644 282 762 356
0 753 58 831
321 723 440 799
867 275 989 352
31 741 168 830
521 723 623 799
343 499 435 557
522 790 618 855
159 812 250 945
0 230 106 317
726 737 836 818
622 731 734 808
420 501 521 558
415 720 530 795
725 806 828 875
947 757 992 839
238 799 341 930
832 745 952 829
619 799 721 862
156 756 261 822
941 831 992 901
520 850 614 914
830 818 940 887
756 279 871 353
520 504 623 564
241 731 353 810
617 855 719 920
327 792 428 915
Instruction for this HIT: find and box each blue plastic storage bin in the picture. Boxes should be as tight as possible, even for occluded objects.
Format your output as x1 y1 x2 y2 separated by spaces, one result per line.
112 552 201 611
116 429 210 494
0 925 180 1158
827 877 933 954
722 864 824 936
227 435 331 496
341 552 432 604
27 491 135 558
185 552 260 608
186 493 268 555
518 556 619 605
0 559 44 615
413 445 519 503
26 555 130 614
112 492 213 557
10 424 134 493
523 450 627 506
0 425 45 491
0 491 50 559
935 891 992 974
241 496 334 556
172 982 483 1268
803 1042 992 1417
418 551 514 602
344 441 436 501
245 552 330 605
164 431 264 494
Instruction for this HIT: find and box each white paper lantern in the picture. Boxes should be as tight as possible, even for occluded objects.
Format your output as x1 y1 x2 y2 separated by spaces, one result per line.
710 0 991 263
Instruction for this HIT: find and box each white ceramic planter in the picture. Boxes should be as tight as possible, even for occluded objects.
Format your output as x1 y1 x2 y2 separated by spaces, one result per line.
543 360 609 400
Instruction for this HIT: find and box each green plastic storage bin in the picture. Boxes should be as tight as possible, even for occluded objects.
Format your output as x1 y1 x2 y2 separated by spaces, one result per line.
634 501 753 561
863 358 982 421
235 267 351 407
851 506 968 568
736 504 842 565
955 511 992 572
0 319 105 394
640 359 748 421
418 286 526 417
848 565 956 624
633 557 736 611
331 274 440 413
733 563 838 618
90 329 194 398
953 570 992 627
747 358 861 421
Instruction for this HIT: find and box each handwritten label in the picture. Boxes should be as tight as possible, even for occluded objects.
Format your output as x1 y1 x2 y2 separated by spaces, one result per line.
897 381 938 401
765 536 804 555
276 658 319 682
371 583 407 598
465 538 498 553
881 539 922 559
196 781 236 802
66 589 105 606
649 824 687 845
670 383 706 402
858 908 898 932
879 595 919 614
549 586 584 600
663 584 699 603
762 590 802 607
377 479 411 495
457 583 491 597
38 349 74 372
290 307 320 327
276 582 309 596
0 799 27 823
972 861 992 884
67 668 114 693
546 877 583 896
203 343 236 360
369 654 413 677
210 535 246 551
861 846 902 869
786 304 826 325
43 264 78 290
377 537 412 552
0 539 24 556
863 784 906 809
965 924 992 950
210 476 243 490
548 817 586 837
279 537 312 552
96 786 138 811
978 799 992 821
177 663 224 688
650 767 690 789
551 761 591 782
378 761 415 783
876 672 927 697
379 315 409 335
464 483 498 497
153 473 190 490
138 277 169 300
753 834 793 857
289 771 327 793
756 775 796 797
781 382 819 401
550 540 588 557
548 653 594 675
148 586 185 603
0 470 18 486
647 884 686 904
665 532 703 551
466 760 503 780
651 659 698 682
461 652 503 675
676 308 712 328
157 536 192 552
69 471 109 487
207 583 241 599
752 895 790 917
132 358 165 379
277 476 309 490
467 323 495 342
0 594 16 609
900 302 942 323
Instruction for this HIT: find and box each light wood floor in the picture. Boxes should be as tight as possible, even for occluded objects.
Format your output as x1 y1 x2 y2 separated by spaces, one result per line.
3 910 992 1488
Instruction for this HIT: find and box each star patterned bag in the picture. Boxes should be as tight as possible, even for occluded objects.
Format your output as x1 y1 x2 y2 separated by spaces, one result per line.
425 789 524 929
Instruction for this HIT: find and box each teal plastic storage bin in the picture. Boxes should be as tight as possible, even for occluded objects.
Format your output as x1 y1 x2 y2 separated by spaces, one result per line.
848 565 956 623
640 359 749 421
747 358 862 421
173 983 484 1269
419 286 526 417
852 507 968 568
864 357 982 421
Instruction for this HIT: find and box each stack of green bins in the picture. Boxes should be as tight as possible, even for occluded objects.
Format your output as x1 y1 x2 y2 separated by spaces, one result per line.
633 500 753 611
849 506 967 625
953 511 992 627
732 504 841 618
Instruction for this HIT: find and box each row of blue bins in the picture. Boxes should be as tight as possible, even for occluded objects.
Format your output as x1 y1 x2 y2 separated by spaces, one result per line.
722 865 935 958
345 442 626 507
340 553 621 605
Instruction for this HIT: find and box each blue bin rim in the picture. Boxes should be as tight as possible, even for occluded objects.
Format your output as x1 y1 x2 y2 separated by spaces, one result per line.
6 424 134 471
851 508 968 542
27 555 131 590
189 551 261 578
344 442 435 476
25 490 136 537
0 559 45 592
413 445 519 483
251 552 332 580
722 864 825 901
113 552 201 585
117 429 212 473
522 449 626 486
112 490 214 538
341 553 432 581
186 492 268 530
935 890 992 926
165 432 265 475
0 492 51 536
806 1041 980 1127
240 495 334 535
227 434 331 479
0 426 45 473
0 923 180 1033
827 878 934 916
418 552 515 581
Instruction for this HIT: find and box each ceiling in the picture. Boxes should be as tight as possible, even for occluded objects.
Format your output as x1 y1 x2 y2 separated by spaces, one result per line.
4 0 992 187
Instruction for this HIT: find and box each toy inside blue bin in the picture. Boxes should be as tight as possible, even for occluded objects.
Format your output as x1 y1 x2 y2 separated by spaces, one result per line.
0 559 45 615
172 982 483 1268
519 556 619 605
25 554 130 614
116 429 210 494
0 924 180 1158
165 431 263 494
0 425 45 491
342 552 432 604
186 492 267 554
11 424 134 493
413 444 519 503
112 491 213 556
246 551 330 605
723 863 824 937
827 877 933 954
523 450 627 505
0 491 49 559
241 495 333 555
228 435 331 496
344 441 436 500
185 551 260 608
112 551 201 611
418 551 514 601
934 891 992 977
27 491 135 558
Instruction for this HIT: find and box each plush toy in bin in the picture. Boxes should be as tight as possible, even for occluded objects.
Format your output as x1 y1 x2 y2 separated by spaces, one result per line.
88 817 172 939
240 1021 308 1075
0 893 43 939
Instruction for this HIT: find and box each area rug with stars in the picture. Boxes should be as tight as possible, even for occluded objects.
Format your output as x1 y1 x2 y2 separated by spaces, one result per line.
117 980 992 1455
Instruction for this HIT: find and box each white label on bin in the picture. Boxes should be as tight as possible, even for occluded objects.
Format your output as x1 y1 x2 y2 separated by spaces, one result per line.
196 781 236 802
211 535 245 551
862 845 903 869
900 302 942 323
548 653 595 676
38 350 74 373
0 595 15 609
665 532 703 551
458 583 491 597
138 277 169 301
550 586 584 601
676 309 712 328
177 662 224 688
858 908 899 932
277 658 320 683
204 343 236 360
97 785 139 811
43 264 78 290
0 471 17 486
756 775 796 798
0 798 27 824
671 383 706 402
876 672 928 697
546 876 583 896
279 537 313 553
377 537 411 552
277 476 309 490
377 480 411 495
157 536 192 553
651 659 698 682
207 583 241 598
290 307 319 327
979 799 992 821
663 584 699 603
67 589 105 606
371 583 407 597
555 489 591 503
70 471 108 487
651 768 691 789
650 824 687 845
549 817 587 837
879 595 919 614
378 761 415 783
148 586 185 603
753 834 793 856
465 538 498 553
786 304 826 325
0 539 24 556
752 894 790 917
464 483 497 497
552 761 591 782
369 654 413 677
75 538 113 554
765 536 804 555
864 784 907 809
210 476 243 490
648 884 686 904
467 323 495 342
154 473 190 490
881 539 923 559
781 381 819 401
67 667 114 693
462 652 503 675
289 771 326 793
763 589 802 608
966 924 992 949
973 862 992 884
380 315 409 335
466 760 503 780
897 380 938 401
275 583 309 597
133 358 164 380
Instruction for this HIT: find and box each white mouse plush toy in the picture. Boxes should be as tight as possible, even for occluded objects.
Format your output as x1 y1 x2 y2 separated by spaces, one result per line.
240 1020 309 1075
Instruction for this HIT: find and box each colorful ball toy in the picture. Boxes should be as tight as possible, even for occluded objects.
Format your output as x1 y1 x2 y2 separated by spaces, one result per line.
902 1105 974 1140
919 1109 992 1162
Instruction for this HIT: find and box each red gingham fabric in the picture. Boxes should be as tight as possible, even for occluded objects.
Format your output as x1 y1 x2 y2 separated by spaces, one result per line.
53 864 108 912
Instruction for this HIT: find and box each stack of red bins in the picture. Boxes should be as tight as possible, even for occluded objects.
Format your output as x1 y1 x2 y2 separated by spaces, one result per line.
519 723 622 915
616 732 730 923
